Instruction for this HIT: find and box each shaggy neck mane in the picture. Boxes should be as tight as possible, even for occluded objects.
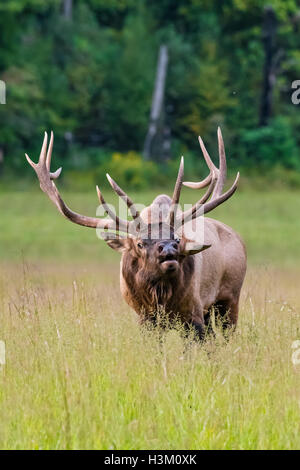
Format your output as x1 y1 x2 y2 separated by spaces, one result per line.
122 253 195 317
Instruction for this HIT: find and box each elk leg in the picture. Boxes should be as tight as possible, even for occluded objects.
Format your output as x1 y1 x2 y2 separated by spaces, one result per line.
183 320 205 342
204 310 215 336
214 300 239 331
192 320 205 341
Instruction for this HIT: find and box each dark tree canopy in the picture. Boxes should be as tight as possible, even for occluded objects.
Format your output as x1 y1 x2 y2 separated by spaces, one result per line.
0 0 300 181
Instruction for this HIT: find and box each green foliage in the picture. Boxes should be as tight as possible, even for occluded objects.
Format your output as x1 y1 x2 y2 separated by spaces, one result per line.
240 117 299 169
62 147 213 192
0 0 300 184
95 151 162 190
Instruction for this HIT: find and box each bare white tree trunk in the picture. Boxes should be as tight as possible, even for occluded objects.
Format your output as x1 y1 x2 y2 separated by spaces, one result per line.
63 0 73 21
143 45 168 160
0 80 6 104
0 147 4 175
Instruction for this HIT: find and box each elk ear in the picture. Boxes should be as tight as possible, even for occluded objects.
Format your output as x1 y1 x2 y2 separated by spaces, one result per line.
101 233 131 253
105 239 127 252
182 241 211 256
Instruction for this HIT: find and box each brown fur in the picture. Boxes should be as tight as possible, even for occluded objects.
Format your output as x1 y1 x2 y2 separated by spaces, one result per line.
113 198 247 338
121 251 195 323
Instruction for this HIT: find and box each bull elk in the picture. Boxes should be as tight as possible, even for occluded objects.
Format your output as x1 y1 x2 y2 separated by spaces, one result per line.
26 128 246 339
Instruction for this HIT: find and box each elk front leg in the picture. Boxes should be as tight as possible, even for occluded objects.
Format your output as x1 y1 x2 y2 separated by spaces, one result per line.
213 298 239 331
183 320 205 342
191 320 205 341
183 306 205 341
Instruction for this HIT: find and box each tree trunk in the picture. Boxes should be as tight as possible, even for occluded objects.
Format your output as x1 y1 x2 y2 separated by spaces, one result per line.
143 45 168 160
0 147 4 176
259 6 278 127
0 80 6 104
63 0 73 21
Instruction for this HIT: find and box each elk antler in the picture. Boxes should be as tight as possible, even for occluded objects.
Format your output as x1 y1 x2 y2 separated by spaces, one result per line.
178 127 239 224
183 134 219 191
168 156 184 228
106 174 140 220
25 132 131 233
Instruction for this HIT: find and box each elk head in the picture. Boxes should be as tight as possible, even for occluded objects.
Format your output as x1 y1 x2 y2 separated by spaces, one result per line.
102 220 211 282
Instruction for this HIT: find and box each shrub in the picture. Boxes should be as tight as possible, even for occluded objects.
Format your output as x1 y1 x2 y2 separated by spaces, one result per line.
94 151 163 190
239 117 299 170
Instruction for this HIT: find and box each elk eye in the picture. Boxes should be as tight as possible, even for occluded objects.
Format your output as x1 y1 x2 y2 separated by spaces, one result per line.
137 242 144 249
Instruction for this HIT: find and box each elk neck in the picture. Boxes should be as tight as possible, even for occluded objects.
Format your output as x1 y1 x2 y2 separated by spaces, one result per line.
121 251 196 316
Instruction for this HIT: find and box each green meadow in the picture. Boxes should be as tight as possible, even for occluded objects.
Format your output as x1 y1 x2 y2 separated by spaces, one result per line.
0 187 300 449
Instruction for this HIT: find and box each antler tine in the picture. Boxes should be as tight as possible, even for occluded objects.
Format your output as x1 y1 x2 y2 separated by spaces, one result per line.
212 127 227 198
106 173 140 220
46 131 53 170
50 167 63 180
197 172 217 205
45 131 62 180
25 132 121 231
25 153 37 170
172 156 184 205
198 134 219 184
26 132 48 170
183 176 210 189
40 132 48 165
183 136 218 189
202 172 240 215
96 185 130 233
168 156 184 228
178 129 240 223
177 173 217 227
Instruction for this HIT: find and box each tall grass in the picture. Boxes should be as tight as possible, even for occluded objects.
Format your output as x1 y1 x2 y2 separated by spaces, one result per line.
0 263 299 449
0 189 300 449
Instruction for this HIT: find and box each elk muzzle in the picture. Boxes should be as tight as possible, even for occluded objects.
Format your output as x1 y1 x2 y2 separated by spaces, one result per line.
157 241 179 275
